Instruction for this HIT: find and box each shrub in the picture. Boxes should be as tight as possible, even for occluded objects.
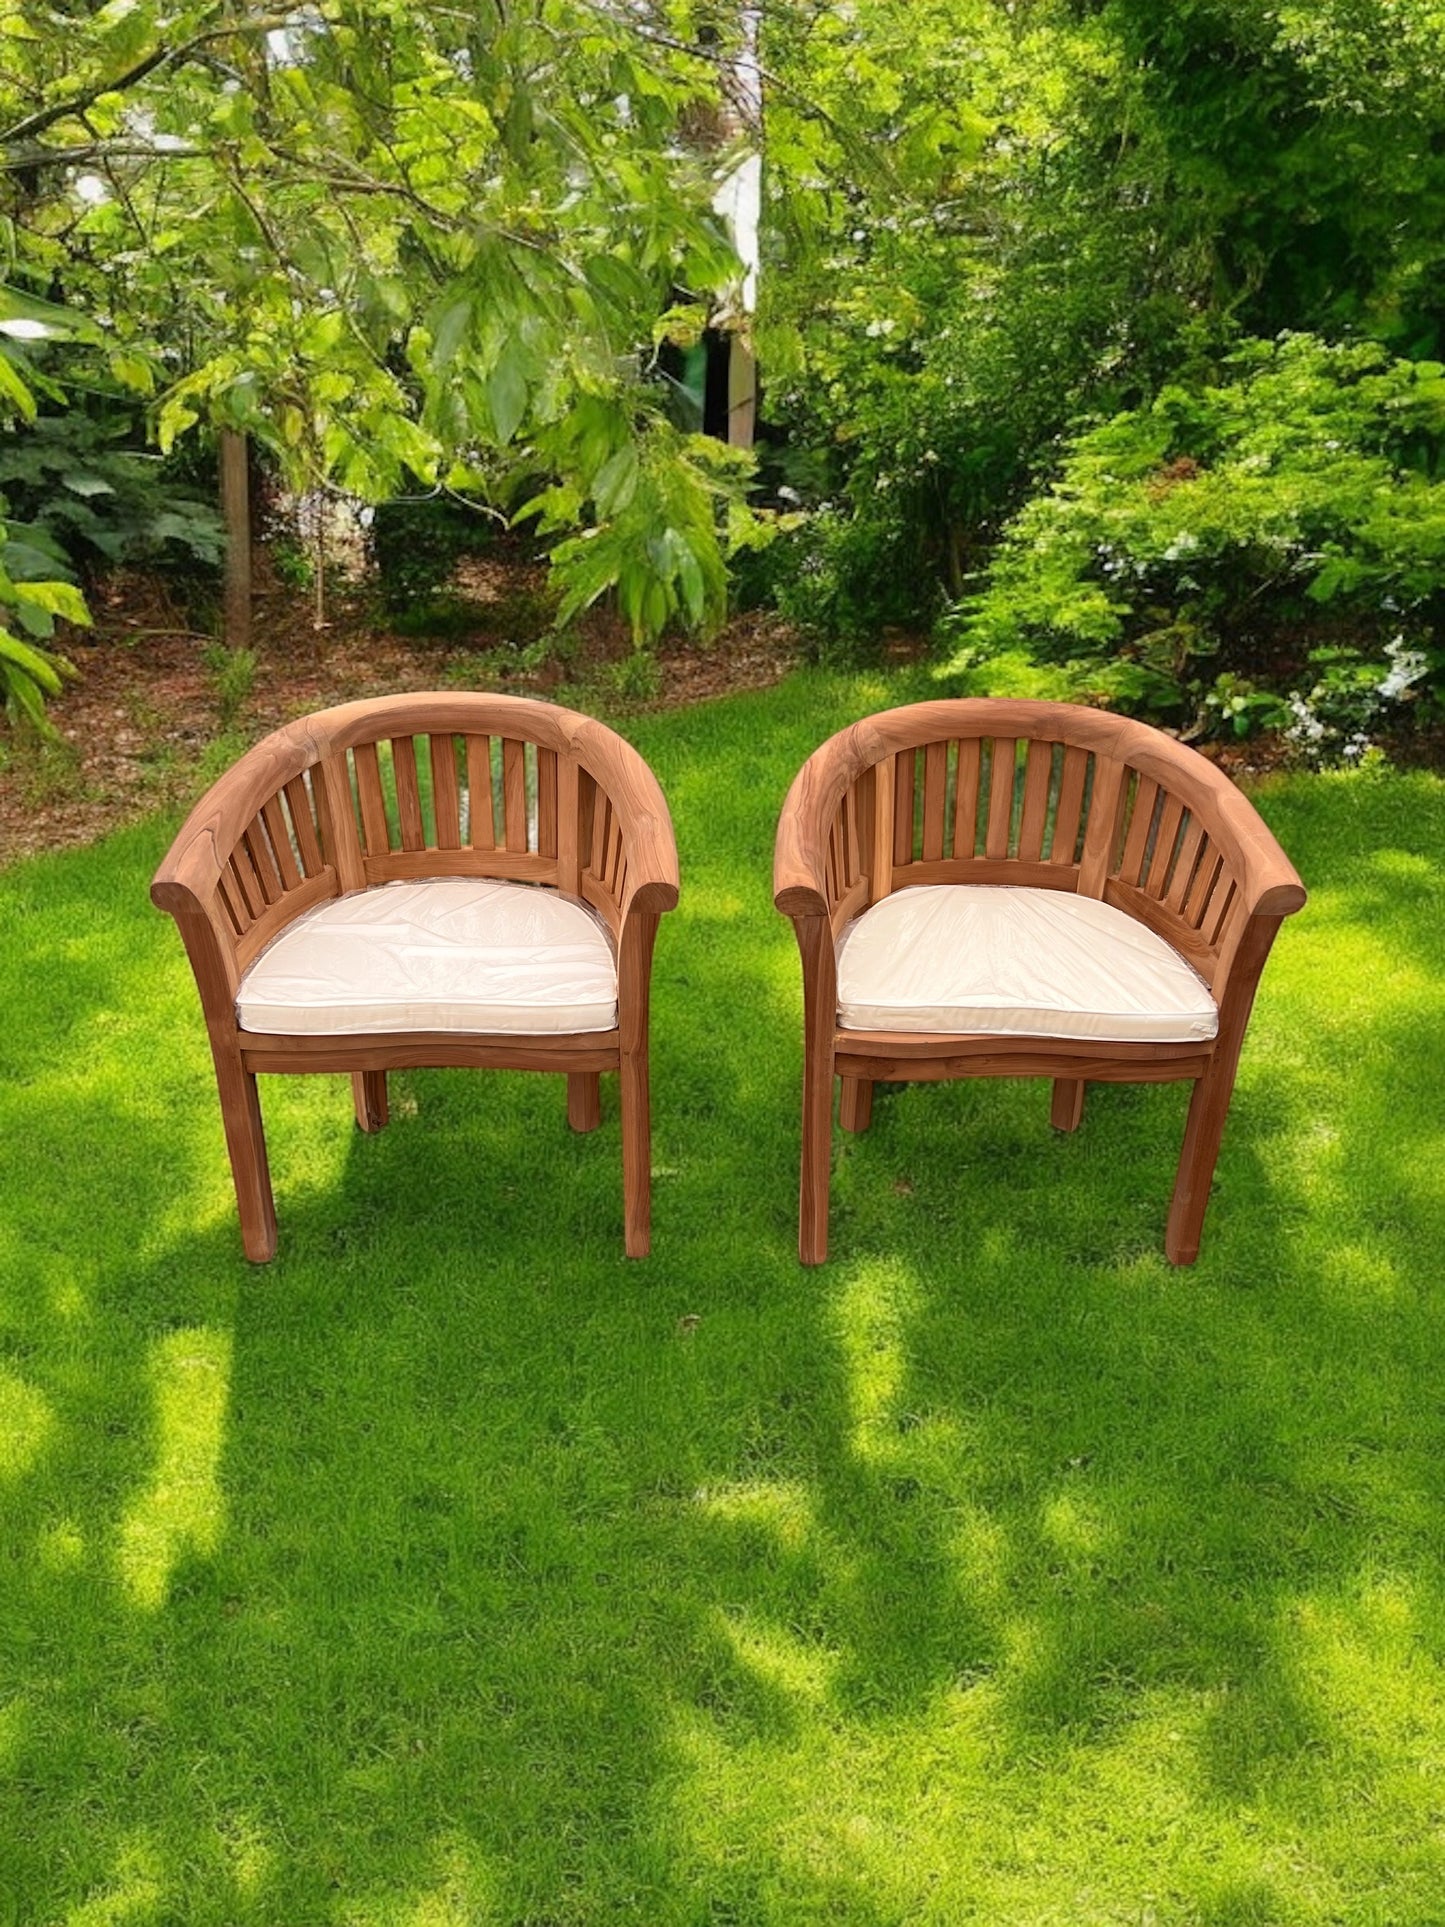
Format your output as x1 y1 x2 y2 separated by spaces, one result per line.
942 334 1445 746
0 410 224 582
368 491 503 614
0 515 84 728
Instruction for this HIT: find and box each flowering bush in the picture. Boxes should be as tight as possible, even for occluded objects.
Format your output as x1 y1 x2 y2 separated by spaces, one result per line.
941 335 1445 753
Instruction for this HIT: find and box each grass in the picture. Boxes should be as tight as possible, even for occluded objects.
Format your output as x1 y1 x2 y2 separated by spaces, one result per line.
2 668 1444 1925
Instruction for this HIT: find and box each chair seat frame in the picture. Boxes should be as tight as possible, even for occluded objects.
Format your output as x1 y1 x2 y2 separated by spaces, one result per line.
153 692 678 1261
774 698 1306 1266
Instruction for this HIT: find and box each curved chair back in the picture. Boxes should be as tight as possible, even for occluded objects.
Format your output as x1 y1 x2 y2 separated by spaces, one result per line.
774 698 1305 1000
154 692 679 998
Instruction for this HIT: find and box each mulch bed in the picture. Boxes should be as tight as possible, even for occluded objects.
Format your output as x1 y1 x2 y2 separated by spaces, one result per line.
0 571 803 869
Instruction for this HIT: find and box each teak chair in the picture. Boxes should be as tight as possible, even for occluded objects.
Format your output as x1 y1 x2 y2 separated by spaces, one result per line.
153 693 678 1260
774 699 1306 1266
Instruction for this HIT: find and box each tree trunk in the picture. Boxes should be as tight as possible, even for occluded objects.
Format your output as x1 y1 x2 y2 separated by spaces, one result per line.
220 429 252 652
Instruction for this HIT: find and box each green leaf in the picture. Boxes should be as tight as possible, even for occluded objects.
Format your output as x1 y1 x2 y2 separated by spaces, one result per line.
59 472 116 499
108 350 156 396
430 293 474 371
0 351 36 422
15 580 90 627
0 286 103 345
592 444 639 518
487 349 528 445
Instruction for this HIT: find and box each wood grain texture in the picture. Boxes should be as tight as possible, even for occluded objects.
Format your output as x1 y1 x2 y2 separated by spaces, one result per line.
568 1071 602 1132
953 738 981 860
1051 1078 1086 1131
1017 740 1054 863
466 735 495 849
392 735 426 852
774 696 1306 1269
503 736 528 852
351 1069 389 1133
430 734 461 851
985 737 1016 860
354 740 391 858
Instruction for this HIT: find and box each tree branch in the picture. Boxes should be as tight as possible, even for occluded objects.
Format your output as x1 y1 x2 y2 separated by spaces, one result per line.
0 143 209 174
0 10 314 149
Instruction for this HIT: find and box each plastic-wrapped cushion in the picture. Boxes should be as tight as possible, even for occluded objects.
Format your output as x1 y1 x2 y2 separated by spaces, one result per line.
835 884 1218 1043
237 878 617 1035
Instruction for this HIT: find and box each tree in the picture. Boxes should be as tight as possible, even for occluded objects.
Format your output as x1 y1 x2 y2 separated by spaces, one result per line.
1 0 759 649
756 0 1445 640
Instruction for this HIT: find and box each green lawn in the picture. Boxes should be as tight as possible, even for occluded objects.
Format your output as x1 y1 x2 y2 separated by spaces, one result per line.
3 670 1444 1926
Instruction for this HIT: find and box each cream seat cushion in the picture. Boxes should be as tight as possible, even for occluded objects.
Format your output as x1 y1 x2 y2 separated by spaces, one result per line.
237 878 617 1036
835 884 1218 1043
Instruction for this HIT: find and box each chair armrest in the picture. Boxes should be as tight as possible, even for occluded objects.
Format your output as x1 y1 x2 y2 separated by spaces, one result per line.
773 722 873 919
568 715 680 923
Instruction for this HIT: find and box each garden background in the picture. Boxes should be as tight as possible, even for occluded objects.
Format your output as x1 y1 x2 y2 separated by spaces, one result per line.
3 2 1445 1921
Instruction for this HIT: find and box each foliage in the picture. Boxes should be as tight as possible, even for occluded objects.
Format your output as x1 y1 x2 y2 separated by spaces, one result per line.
368 492 502 616
943 335 1445 744
0 408 224 578
203 643 256 730
1 0 759 659
0 512 82 728
759 0 1445 644
0 289 97 721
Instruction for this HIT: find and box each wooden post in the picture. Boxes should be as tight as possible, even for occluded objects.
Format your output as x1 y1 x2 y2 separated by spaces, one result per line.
726 334 758 449
220 429 252 653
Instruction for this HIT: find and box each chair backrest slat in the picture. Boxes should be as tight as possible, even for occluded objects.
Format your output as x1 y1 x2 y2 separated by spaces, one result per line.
391 735 426 852
842 786 860 887
1016 740 1054 862
503 737 528 852
429 734 462 850
1050 747 1089 865
984 738 1016 860
892 749 916 869
1183 846 1224 928
871 762 894 902
537 747 558 858
215 867 248 936
1117 774 1159 887
558 757 581 895
353 741 391 857
228 840 267 919
591 789 612 877
921 740 948 861
260 795 302 891
283 776 325 877
465 735 495 849
952 738 981 859
1144 793 1186 897
1165 814 1208 914
242 818 284 904
1204 877 1238 947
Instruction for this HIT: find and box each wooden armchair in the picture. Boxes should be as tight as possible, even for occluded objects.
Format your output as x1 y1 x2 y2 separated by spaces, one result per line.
153 693 678 1261
774 699 1305 1266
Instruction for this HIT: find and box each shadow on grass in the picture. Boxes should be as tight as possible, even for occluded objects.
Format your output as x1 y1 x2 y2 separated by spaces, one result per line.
2 696 1445 1922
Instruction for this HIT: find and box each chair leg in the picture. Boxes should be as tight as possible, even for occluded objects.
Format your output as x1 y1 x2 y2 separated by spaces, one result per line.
215 1055 276 1262
796 915 836 1266
1051 1078 1085 1132
619 1048 651 1258
839 1076 873 1133
1165 1060 1238 1266
568 1071 602 1133
799 1050 834 1266
351 1069 389 1133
